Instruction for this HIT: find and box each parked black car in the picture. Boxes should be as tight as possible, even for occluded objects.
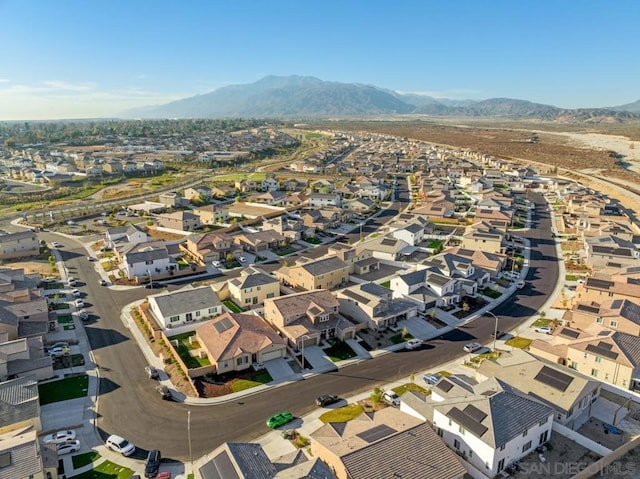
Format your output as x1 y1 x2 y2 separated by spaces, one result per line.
145 366 160 380
144 449 162 478
316 394 341 407
156 385 172 401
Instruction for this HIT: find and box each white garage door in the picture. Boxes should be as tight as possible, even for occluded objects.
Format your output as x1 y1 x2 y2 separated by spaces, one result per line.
261 349 284 362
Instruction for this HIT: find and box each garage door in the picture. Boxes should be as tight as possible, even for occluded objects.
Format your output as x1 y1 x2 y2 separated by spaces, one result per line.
261 349 284 362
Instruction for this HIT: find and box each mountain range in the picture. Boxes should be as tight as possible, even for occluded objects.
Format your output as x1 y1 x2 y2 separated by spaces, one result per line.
123 75 640 121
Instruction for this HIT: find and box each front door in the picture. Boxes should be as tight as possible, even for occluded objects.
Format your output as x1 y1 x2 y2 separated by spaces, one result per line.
186 312 193 322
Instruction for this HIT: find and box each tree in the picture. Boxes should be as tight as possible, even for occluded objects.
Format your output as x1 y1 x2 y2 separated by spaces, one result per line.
400 326 409 340
462 302 470 313
371 387 383 404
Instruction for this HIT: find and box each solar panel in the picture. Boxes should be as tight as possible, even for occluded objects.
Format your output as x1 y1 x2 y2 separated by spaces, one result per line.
356 424 397 444
464 404 488 423
577 304 600 314
586 344 619 360
213 317 233 334
629 278 640 285
447 407 488 437
437 380 454 393
207 451 239 479
598 342 613 351
611 299 623 309
559 328 580 339
342 289 371 305
587 278 614 289
381 238 397 247
534 366 574 392
308 306 322 315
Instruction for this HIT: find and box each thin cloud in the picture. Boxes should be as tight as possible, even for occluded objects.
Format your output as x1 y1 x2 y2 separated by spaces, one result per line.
396 89 480 99
0 79 9 83
41 80 96 92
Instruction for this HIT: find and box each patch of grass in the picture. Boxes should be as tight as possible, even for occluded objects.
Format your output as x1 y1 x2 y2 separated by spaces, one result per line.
532 318 552 327
275 246 295 256
505 336 533 349
380 280 391 289
390 332 413 344
437 370 452 377
223 300 242 313
565 274 579 281
319 403 364 423
324 341 357 361
480 288 502 299
53 303 71 310
72 459 134 479
426 240 443 249
38 374 89 405
230 371 273 392
57 314 73 324
304 132 324 139
72 451 101 469
303 236 322 244
392 383 428 396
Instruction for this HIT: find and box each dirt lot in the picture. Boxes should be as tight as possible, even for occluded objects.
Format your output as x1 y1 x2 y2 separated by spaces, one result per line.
1 259 57 277
512 432 601 479
578 417 627 450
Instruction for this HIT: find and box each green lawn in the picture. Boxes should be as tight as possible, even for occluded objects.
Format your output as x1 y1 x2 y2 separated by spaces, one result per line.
303 236 322 244
53 303 71 310
532 318 552 327
426 240 443 249
319 404 363 423
380 280 391 289
57 314 73 324
71 460 134 479
223 300 242 313
505 337 533 349
168 332 211 368
392 382 428 396
230 371 273 392
565 274 579 281
38 374 89 405
480 288 502 299
72 451 101 469
324 342 357 362
390 332 413 344
275 246 295 256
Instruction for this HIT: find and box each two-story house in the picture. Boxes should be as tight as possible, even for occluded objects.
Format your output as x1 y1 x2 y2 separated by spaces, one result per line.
183 232 240 264
275 256 349 291
105 224 148 250
147 285 224 329
0 231 39 261
156 211 201 232
122 245 173 281
228 266 280 309
264 290 357 348
193 204 229 225
391 266 461 310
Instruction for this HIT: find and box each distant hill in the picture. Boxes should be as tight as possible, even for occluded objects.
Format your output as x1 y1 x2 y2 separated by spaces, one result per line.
122 75 640 122
613 99 640 113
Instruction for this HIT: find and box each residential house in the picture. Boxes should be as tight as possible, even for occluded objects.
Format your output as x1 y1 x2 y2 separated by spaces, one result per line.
0 269 49 340
262 215 307 242
337 282 417 330
402 375 554 477
147 285 224 329
182 232 239 264
234 230 286 255
530 327 640 391
195 312 286 374
0 375 42 434
310 407 466 479
105 224 148 250
309 193 342 208
476 349 601 429
103 160 123 175
264 290 357 348
261 176 280 192
228 266 280 309
156 211 201 232
444 247 508 279
0 334 53 382
0 231 39 261
196 442 334 479
564 298 640 336
574 277 640 305
235 179 257 193
460 221 505 255
585 235 640 270
183 186 212 203
360 236 416 262
248 190 287 206
422 251 492 294
301 208 341 232
342 197 376 213
210 185 235 198
391 266 461 310
0 429 57 479
158 191 187 208
122 245 174 281
391 223 425 246
193 204 229 225
309 179 334 193
328 243 376 275
275 256 349 291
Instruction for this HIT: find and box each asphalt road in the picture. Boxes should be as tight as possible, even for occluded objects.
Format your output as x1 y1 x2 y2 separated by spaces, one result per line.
36 187 558 461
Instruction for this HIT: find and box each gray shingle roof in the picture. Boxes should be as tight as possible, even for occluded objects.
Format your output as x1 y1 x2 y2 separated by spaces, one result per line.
612 332 640 367
0 375 40 428
489 391 553 447
151 286 221 318
299 256 348 276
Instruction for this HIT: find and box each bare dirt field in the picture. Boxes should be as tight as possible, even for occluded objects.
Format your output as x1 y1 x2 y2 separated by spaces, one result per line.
1 259 56 277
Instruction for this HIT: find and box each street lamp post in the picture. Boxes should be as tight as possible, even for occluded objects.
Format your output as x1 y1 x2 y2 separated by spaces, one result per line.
486 311 499 352
187 410 193 474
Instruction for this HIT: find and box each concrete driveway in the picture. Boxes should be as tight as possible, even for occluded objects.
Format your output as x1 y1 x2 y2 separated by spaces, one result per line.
302 345 337 372
263 358 295 381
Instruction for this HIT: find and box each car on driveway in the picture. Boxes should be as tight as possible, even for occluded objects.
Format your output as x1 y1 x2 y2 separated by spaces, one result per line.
212 261 221 267
49 345 70 358
490 330 506 340
404 338 424 350
516 280 525 289
71 288 81 297
535 325 554 334
382 390 400 406
51 242 61 248
99 279 108 286
238 256 246 263
316 394 341 407
106 434 136 456
57 440 81 455
266 412 294 428
79 310 89 321
463 342 482 353
87 256 97 261
423 373 442 385
75 299 85 308
145 450 162 478
156 385 172 401
43 429 76 444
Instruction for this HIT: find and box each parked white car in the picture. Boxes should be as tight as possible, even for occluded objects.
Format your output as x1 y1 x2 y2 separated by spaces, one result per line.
404 338 424 350
382 390 400 407
57 440 80 455
106 434 136 456
71 289 81 297
43 429 76 444
76 299 85 308
463 342 482 353
237 256 246 263
535 325 554 335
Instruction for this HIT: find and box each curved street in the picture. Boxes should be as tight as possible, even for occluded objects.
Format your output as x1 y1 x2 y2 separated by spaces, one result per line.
38 188 557 462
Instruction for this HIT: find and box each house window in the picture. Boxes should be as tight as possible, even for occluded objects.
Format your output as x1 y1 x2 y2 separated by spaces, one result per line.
195 311 201 317
499 444 505 451
591 369 599 378
522 441 532 453
623 380 627 386
595 356 602 364
436 428 443 437
319 314 329 322
611 321 618 328
170 316 180 322
208 308 217 314
448 418 452 426
453 439 460 450
539 418 548 427
459 425 465 435
244 288 252 293
522 428 528 437
596 316 603 324
245 298 252 304
266 292 275 299
584 352 588 359
570 361 577 369
145 260 154 265
468 450 473 458
257 286 261 291
605 373 610 381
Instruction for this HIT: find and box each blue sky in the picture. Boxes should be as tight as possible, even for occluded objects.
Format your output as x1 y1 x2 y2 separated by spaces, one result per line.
0 0 638 120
